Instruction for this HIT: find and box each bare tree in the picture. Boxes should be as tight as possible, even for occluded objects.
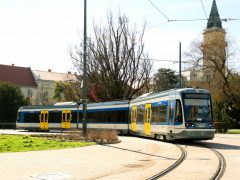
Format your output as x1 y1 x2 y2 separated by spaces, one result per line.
70 12 152 101
185 32 240 106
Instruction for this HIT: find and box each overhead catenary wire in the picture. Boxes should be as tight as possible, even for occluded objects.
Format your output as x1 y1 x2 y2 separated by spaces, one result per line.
142 58 188 63
147 0 240 24
146 18 240 30
148 0 170 21
200 0 208 19
86 56 188 64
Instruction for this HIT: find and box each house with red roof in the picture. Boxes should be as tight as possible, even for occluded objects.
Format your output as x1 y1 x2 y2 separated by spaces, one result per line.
0 64 78 105
0 64 38 99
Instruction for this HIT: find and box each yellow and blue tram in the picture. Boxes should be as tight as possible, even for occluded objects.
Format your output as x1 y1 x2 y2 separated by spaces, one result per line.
17 88 215 140
129 88 215 140
17 101 129 133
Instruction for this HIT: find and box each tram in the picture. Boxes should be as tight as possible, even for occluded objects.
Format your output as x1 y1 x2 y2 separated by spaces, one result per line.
129 88 215 140
17 101 129 133
17 88 215 140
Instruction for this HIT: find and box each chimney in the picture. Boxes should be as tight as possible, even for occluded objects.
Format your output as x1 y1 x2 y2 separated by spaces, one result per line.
12 64 15 66
48 69 52 72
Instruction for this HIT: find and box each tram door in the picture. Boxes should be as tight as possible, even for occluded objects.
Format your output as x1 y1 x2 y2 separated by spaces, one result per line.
62 110 71 129
131 106 137 132
40 110 49 130
144 104 152 136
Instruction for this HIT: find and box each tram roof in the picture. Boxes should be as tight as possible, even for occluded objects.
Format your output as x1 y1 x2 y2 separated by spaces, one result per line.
19 100 129 110
131 88 210 103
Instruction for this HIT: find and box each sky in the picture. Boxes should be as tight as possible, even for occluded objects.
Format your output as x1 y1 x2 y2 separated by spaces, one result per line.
0 0 239 74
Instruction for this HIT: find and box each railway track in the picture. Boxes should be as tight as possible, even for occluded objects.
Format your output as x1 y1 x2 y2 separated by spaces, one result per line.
193 142 226 180
147 144 187 180
147 141 226 180
206 145 226 180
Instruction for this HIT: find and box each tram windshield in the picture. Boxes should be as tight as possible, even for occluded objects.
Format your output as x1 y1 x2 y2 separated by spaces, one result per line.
183 93 212 122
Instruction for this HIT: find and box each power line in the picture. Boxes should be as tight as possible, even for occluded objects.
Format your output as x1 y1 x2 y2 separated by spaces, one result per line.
148 0 170 21
148 0 240 24
86 56 188 64
140 58 188 64
158 18 240 22
168 19 207 22
145 18 240 32
200 0 208 19
93 56 188 63
221 18 240 22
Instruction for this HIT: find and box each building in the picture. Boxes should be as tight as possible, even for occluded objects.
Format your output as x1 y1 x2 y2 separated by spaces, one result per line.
182 69 203 82
0 64 37 98
202 0 226 83
32 69 77 105
183 0 226 84
0 64 78 105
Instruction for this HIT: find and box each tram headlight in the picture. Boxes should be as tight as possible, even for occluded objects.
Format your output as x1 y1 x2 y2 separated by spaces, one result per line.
208 122 215 128
185 123 194 128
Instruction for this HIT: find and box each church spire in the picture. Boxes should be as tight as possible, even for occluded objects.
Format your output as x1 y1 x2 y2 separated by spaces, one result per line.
207 0 222 29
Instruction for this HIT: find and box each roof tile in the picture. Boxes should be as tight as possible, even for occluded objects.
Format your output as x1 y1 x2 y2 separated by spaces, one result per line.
0 64 37 87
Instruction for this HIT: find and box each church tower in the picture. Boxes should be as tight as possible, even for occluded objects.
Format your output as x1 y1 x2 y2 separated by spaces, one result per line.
202 0 227 82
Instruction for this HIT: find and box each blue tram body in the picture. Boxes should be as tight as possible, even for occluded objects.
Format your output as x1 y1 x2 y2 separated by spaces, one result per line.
129 88 215 140
17 101 129 133
17 88 215 140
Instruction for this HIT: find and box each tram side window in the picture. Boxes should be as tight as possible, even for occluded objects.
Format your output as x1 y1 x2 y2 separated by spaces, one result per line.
159 105 167 123
116 110 128 123
88 112 97 123
175 100 183 123
137 106 144 123
71 111 76 123
48 111 61 123
71 111 82 123
98 111 105 122
152 106 159 124
104 111 116 123
24 112 40 123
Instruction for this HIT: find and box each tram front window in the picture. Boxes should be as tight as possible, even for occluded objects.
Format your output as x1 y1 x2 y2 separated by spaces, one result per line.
183 95 212 122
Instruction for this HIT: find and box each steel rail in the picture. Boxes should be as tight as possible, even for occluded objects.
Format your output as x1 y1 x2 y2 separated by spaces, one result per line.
193 142 226 180
147 145 187 180
209 147 226 180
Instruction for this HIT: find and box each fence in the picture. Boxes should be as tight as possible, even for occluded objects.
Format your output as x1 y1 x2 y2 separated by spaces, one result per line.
0 122 16 129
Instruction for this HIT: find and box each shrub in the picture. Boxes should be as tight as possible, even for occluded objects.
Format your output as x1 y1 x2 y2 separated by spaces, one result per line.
0 82 28 129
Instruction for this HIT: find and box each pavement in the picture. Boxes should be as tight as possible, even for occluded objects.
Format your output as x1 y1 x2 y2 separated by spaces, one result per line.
206 134 240 180
0 132 180 180
0 130 239 180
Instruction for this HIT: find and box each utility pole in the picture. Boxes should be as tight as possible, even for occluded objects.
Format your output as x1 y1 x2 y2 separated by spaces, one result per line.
76 102 80 129
82 0 87 138
179 42 182 88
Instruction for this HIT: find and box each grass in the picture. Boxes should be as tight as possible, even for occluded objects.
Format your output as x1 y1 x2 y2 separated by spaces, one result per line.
0 134 95 153
227 129 240 134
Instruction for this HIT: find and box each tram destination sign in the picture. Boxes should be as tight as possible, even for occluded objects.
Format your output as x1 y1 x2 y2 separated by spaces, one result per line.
183 93 210 99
